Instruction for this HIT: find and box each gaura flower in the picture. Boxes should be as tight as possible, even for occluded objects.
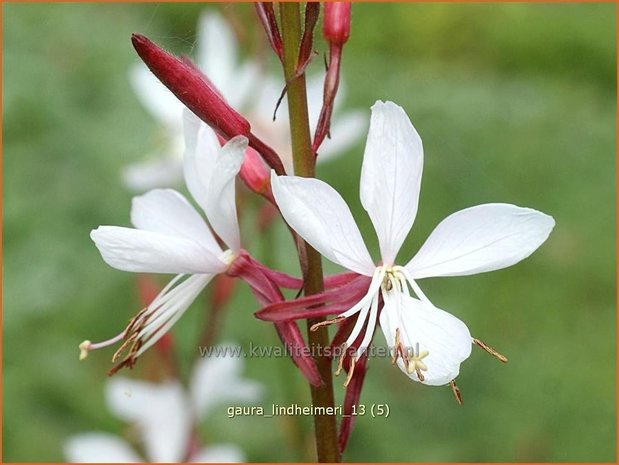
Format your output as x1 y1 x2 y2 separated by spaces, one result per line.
84 111 247 370
65 348 262 463
84 111 322 385
266 100 555 391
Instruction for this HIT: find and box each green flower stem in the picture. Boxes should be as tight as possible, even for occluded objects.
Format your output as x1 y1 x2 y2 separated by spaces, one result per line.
279 3 340 462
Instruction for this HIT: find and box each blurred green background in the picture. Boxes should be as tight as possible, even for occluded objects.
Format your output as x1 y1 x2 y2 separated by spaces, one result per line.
3 2 616 462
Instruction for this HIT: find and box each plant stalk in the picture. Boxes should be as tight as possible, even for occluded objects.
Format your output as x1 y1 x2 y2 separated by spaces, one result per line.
279 3 340 462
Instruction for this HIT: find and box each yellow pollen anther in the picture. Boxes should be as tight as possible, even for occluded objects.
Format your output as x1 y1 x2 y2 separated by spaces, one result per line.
382 268 403 292
78 340 91 361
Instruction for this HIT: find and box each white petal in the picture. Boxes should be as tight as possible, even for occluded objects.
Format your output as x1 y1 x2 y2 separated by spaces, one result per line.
203 137 246 251
91 226 226 274
271 173 375 276
192 445 245 463
197 11 237 98
190 345 263 418
182 114 244 250
131 188 221 253
360 101 424 265
380 294 472 386
106 378 191 463
64 433 141 463
183 111 220 212
406 203 555 279
317 111 366 162
129 64 184 128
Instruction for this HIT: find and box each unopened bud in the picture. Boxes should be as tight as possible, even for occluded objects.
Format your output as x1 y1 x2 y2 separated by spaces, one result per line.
239 147 270 196
131 33 251 139
323 2 351 45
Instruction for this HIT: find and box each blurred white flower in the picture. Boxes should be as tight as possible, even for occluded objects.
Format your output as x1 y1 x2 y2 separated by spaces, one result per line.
123 10 365 191
250 74 365 174
65 347 263 463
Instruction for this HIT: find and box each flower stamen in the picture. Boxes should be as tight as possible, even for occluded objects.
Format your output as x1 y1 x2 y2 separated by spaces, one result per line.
310 315 346 332
335 344 347 376
343 356 356 387
473 338 508 363
78 331 126 361
392 328 408 370
449 379 464 405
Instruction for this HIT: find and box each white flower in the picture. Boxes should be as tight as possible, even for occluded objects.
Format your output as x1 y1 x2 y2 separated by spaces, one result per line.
65 350 263 463
87 112 245 367
123 11 365 190
271 100 555 386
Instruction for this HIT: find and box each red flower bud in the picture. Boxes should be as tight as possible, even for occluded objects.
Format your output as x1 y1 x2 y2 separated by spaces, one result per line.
131 33 251 139
132 33 286 175
313 2 352 153
255 2 283 60
323 2 351 46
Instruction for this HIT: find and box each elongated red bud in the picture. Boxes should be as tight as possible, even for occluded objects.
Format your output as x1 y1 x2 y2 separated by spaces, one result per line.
255 2 283 60
131 33 250 139
313 2 351 153
298 2 320 71
323 2 351 46
132 33 286 175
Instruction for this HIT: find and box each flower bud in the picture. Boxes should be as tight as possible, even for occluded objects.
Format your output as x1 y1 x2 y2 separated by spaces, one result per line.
131 33 251 139
323 2 351 45
255 3 283 60
239 147 271 197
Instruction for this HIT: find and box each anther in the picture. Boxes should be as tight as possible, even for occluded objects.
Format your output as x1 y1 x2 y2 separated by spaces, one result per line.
79 340 91 361
450 379 463 405
335 344 346 376
473 338 508 363
343 356 356 387
392 328 409 370
77 331 126 361
391 329 400 364
310 316 346 332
